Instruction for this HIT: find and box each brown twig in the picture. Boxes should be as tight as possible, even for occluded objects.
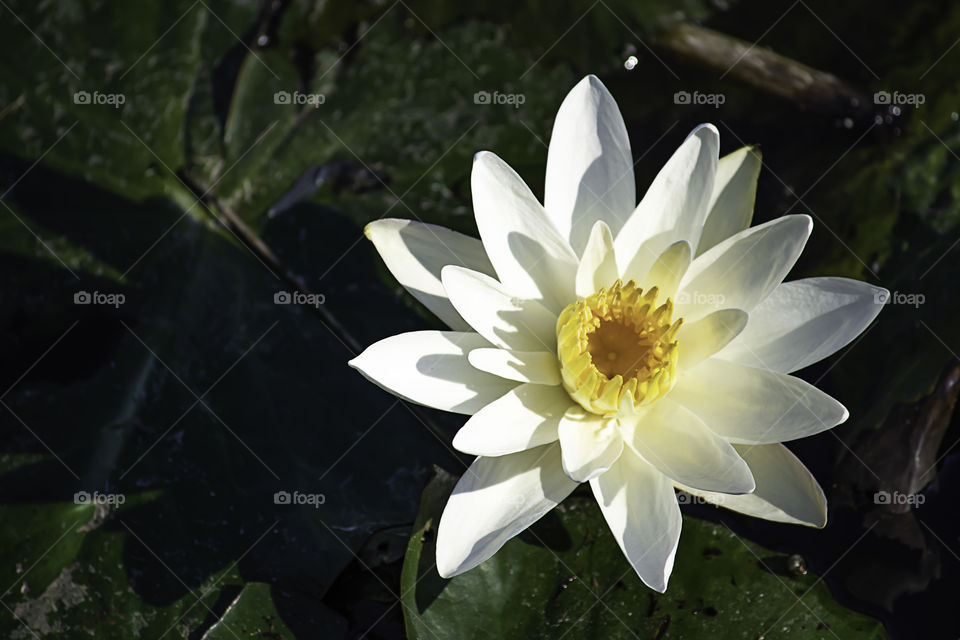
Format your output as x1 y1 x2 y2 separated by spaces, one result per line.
653 23 873 118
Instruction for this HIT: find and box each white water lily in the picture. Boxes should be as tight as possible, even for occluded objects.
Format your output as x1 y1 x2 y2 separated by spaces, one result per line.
349 75 886 591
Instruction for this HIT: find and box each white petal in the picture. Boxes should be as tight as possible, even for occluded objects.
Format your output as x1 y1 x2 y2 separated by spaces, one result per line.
453 383 571 456
544 75 636 255
442 266 558 352
715 277 886 373
590 449 682 592
468 348 561 385
678 444 827 527
472 152 578 310
638 240 691 299
696 146 762 256
436 442 578 577
617 124 719 282
676 214 812 322
348 331 515 414
575 220 619 297
557 406 623 482
669 358 848 444
364 219 494 331
676 308 748 371
621 398 754 494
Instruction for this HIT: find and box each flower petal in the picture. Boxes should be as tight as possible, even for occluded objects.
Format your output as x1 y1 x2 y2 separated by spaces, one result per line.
544 75 636 255
638 240 691 300
669 358 848 444
575 220 619 297
715 277 886 373
472 151 578 310
436 442 579 577
348 331 516 414
453 383 571 456
676 214 812 322
677 444 827 527
590 449 682 592
557 406 623 482
617 124 719 283
696 146 762 256
468 348 562 385
676 308 748 371
364 219 494 330
442 265 558 352
621 398 754 494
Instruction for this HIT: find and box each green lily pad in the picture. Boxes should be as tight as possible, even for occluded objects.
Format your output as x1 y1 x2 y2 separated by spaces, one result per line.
402 469 888 639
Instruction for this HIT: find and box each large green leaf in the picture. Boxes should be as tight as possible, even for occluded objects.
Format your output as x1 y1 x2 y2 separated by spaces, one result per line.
402 470 888 639
0 1 469 636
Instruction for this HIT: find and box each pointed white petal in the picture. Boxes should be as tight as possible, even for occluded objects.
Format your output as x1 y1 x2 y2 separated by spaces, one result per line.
715 277 886 373
638 241 691 299
364 219 494 330
467 348 562 385
676 215 812 322
472 152 578 310
436 442 578 577
696 146 762 256
678 444 827 527
442 265 559 352
348 331 515 414
557 406 623 482
676 308 748 371
453 383 571 456
575 220 619 297
621 398 754 494
669 359 848 444
617 124 719 282
544 75 636 255
590 449 682 592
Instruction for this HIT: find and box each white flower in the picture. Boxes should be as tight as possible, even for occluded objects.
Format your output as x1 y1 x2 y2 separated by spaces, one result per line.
349 75 886 591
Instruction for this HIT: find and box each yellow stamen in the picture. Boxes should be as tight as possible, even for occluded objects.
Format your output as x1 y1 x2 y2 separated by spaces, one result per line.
556 280 682 415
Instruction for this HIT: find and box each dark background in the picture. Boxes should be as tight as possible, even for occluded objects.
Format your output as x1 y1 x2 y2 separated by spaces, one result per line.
0 0 957 637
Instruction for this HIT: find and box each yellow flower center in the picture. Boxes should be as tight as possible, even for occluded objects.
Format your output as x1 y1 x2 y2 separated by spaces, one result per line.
556 280 682 415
